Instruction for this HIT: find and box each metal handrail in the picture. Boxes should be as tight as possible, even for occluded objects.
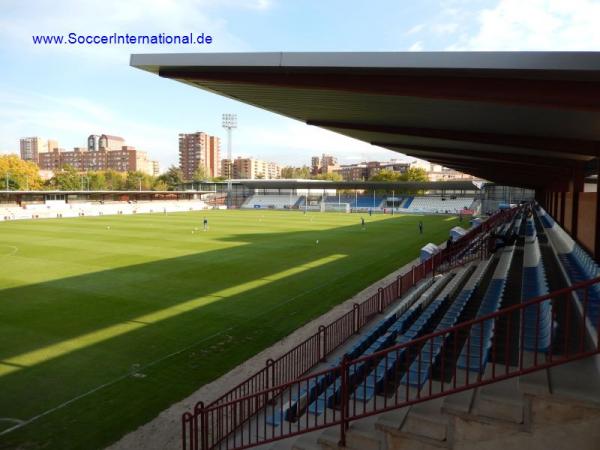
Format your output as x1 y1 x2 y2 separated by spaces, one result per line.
182 208 522 449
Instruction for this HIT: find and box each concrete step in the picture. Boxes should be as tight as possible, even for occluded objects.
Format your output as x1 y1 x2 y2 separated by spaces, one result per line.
316 418 383 450
291 430 327 450
375 407 411 433
474 374 525 424
441 388 475 416
401 398 449 442
549 355 600 406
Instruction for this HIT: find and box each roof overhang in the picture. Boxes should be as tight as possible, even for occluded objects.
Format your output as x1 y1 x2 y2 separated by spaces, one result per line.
131 52 600 189
237 179 479 191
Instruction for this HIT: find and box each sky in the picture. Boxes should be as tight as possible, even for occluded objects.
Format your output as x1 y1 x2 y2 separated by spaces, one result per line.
1 0 599 171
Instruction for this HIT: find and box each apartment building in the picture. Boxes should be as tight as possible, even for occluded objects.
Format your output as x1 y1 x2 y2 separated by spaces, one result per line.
311 153 339 175
38 146 157 175
179 132 221 180
221 157 281 180
19 137 53 163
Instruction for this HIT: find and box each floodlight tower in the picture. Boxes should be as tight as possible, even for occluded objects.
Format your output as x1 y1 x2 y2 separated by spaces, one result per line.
222 113 237 208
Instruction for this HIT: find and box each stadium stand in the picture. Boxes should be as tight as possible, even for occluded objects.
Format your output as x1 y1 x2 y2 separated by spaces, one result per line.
402 196 475 214
0 200 207 221
241 195 302 209
183 203 600 450
239 194 476 213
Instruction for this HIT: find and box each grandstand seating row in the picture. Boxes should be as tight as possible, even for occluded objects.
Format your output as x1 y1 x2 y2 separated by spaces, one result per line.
401 196 475 214
538 206 600 330
241 195 302 209
241 194 475 213
258 204 597 434
0 200 208 221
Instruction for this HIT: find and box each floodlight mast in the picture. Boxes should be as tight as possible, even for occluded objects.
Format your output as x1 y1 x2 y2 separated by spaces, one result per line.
222 113 237 208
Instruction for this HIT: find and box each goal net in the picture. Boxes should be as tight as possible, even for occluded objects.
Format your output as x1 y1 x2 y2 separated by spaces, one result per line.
321 202 351 213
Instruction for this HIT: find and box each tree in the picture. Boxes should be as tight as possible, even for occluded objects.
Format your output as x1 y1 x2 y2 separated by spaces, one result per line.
193 165 210 181
281 166 311 179
313 172 343 181
0 154 43 190
156 165 183 191
125 171 154 191
104 170 126 190
152 179 169 191
369 169 402 182
87 171 107 190
47 165 81 190
399 167 428 182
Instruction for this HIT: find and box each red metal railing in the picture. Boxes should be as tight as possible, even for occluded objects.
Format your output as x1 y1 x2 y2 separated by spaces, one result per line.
186 275 600 450
182 208 520 449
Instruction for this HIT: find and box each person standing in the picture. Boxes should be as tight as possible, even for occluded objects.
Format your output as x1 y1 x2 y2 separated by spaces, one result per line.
361 216 366 229
419 220 423 235
203 217 208 231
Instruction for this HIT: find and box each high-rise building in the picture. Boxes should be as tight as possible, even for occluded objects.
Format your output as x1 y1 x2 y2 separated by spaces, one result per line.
310 154 339 175
179 132 221 181
221 158 233 179
151 160 160 177
224 157 280 180
321 154 338 168
19 137 50 163
311 156 320 175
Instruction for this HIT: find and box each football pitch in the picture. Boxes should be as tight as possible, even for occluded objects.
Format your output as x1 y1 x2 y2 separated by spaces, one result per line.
0 210 463 449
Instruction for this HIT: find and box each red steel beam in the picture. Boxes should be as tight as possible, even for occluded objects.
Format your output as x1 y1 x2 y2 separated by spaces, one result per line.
160 69 600 112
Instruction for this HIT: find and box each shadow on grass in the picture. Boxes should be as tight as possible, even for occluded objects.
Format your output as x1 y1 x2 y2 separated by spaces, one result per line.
0 214 454 450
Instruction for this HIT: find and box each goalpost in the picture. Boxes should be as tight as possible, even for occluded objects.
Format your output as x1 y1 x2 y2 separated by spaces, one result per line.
321 202 351 213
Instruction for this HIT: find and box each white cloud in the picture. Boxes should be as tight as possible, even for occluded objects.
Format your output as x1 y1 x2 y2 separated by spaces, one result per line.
408 41 424 51
431 23 459 34
450 0 600 50
406 24 425 35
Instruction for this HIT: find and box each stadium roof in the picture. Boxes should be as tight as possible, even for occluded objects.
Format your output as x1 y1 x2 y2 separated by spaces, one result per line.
238 179 480 191
131 51 600 190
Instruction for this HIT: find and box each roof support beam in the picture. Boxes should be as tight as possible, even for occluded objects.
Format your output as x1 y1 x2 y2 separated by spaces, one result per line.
159 69 600 112
308 120 600 157
372 143 585 169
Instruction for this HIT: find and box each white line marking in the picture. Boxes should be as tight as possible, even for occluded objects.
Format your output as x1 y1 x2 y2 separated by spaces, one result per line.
0 418 24 424
0 265 362 436
1 245 18 256
0 328 233 436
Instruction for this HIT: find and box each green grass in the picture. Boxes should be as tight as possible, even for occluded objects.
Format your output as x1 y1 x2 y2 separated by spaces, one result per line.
0 210 462 449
